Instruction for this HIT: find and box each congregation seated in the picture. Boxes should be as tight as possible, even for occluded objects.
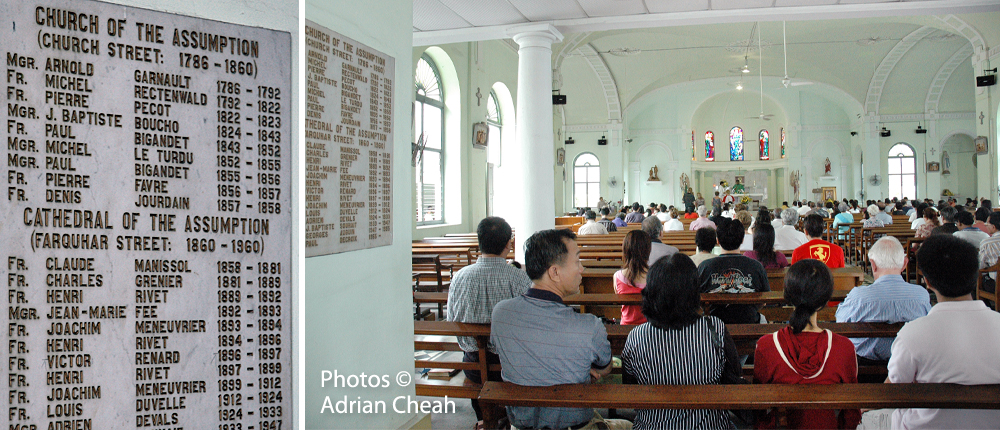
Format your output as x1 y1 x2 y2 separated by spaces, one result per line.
875 203 894 225
491 229 632 430
735 210 754 251
910 202 929 229
833 202 854 236
835 236 930 367
654 203 670 223
614 230 650 325
915 207 939 238
690 227 717 268
598 207 618 232
622 253 744 429
953 210 989 247
743 223 789 270
973 206 991 233
578 210 609 235
698 219 769 325
643 216 678 266
774 209 807 250
930 205 957 235
689 205 716 230
978 212 1000 272
770 207 784 230
865 234 1000 428
754 260 861 429
625 202 645 224
446 217 532 423
863 204 886 228
613 212 628 228
663 207 684 231
792 214 845 269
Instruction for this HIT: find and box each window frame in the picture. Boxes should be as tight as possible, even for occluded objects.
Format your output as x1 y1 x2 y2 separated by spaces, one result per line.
887 143 917 200
730 126 744 161
486 90 501 167
414 54 446 226
573 152 601 209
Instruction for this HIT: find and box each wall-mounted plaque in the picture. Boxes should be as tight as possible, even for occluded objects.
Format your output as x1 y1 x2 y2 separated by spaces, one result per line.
1 1 293 428
304 21 394 257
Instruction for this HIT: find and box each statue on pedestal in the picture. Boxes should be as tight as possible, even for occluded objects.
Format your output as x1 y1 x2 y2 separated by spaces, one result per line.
648 165 660 181
824 157 832 175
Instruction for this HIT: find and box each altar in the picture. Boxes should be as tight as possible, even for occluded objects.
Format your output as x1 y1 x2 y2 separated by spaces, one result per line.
713 171 768 210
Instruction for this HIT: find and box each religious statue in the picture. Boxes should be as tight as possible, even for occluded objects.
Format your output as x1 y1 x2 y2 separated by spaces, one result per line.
790 170 800 202
824 157 832 175
942 151 951 175
648 165 660 181
679 173 690 193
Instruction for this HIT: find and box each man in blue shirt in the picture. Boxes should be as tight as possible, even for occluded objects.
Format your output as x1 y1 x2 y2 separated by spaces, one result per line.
835 236 930 367
491 229 632 430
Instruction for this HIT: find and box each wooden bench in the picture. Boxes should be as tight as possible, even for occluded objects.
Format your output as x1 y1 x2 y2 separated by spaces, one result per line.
479 382 1000 429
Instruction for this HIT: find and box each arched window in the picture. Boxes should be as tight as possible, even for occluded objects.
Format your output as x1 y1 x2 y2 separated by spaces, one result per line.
573 153 600 208
780 128 786 158
486 90 501 166
730 127 744 161
759 129 769 160
705 131 715 161
414 54 445 224
888 143 916 199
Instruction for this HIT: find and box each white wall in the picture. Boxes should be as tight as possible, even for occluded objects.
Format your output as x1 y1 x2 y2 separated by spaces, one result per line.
304 1 417 429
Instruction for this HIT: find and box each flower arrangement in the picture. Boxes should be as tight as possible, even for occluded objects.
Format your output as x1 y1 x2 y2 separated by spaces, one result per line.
739 195 752 205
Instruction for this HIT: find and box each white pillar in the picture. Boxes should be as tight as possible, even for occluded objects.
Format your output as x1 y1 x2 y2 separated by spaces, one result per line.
509 24 563 254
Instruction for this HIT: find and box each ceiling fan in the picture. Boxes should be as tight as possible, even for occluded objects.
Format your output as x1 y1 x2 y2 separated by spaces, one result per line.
745 23 775 121
779 21 813 89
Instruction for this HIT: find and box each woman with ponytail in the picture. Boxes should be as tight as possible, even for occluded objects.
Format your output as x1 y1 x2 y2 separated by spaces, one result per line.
753 260 860 429
614 230 651 325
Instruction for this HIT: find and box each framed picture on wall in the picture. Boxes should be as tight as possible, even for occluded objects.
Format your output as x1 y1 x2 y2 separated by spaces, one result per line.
556 148 566 166
927 161 940 172
975 136 988 154
472 121 488 149
821 187 837 202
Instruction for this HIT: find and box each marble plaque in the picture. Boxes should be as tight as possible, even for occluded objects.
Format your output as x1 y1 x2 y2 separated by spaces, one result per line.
304 21 393 257
1 1 293 429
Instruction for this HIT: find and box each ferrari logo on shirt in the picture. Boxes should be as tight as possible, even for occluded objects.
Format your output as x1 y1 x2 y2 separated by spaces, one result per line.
810 245 830 263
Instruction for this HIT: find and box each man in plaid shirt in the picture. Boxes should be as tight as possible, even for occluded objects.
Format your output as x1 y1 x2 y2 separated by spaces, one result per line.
446 216 532 423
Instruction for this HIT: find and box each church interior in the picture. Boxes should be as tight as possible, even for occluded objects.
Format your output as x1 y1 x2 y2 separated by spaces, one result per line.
305 1 1000 428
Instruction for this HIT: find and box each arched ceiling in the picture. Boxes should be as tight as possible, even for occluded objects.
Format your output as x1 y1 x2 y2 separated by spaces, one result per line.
550 13 994 119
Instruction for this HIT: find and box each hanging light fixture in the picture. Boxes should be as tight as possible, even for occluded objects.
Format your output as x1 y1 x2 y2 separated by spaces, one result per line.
741 64 750 74
736 82 743 90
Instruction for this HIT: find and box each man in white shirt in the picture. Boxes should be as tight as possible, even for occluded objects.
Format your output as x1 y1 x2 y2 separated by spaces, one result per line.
655 203 670 223
773 208 807 251
884 235 1000 429
953 210 988 247
577 210 608 235
796 201 811 216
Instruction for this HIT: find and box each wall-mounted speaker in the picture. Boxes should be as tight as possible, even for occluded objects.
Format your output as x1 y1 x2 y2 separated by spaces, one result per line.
552 95 567 104
977 75 996 87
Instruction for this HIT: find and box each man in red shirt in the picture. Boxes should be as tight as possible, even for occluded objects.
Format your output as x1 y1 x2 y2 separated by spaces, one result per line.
791 214 845 268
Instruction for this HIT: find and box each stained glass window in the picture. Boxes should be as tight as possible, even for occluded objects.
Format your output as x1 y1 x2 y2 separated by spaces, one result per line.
730 127 743 161
759 129 769 160
691 130 696 161
705 131 715 161
780 128 786 158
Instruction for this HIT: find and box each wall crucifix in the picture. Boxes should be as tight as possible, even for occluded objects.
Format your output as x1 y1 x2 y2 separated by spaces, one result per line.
981 111 986 125
476 87 482 106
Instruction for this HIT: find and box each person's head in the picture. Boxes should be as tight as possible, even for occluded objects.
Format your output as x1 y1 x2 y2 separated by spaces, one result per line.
955 210 974 227
867 204 880 216
600 207 611 218
641 216 663 241
524 229 582 296
642 253 702 330
649 202 657 211
631 202 641 212
989 211 1000 233
774 207 783 219
838 202 849 213
695 227 717 253
711 207 722 218
734 203 747 213
784 260 834 334
894 201 904 211
802 214 825 239
781 208 799 226
867 236 906 274
975 206 991 223
669 207 679 219
696 205 707 217
735 210 752 231
617 213 626 221
697 192 703 199
477 217 513 255
923 207 940 226
621 230 651 285
584 210 597 221
916 234 978 298
716 217 745 251
939 205 957 223
752 222 778 266
808 201 816 209
757 207 772 225
722 202 731 211
659 203 667 213
715 191 720 197
982 199 993 210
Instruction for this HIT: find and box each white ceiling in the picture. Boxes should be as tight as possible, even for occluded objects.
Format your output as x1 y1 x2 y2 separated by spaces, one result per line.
413 0 1000 45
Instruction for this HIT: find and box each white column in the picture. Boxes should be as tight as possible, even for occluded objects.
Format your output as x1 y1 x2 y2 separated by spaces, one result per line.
509 24 563 253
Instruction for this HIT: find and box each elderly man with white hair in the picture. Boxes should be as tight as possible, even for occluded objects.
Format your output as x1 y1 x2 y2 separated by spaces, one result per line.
688 205 716 231
835 236 931 365
773 208 807 250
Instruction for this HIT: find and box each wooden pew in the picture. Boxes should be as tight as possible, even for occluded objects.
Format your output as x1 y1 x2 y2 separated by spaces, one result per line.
768 267 863 292
479 382 1000 429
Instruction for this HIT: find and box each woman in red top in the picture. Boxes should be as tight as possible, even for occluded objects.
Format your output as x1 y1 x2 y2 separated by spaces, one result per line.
754 260 860 429
614 230 650 325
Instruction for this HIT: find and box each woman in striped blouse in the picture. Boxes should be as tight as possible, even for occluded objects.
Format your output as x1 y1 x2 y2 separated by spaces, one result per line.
621 253 744 429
